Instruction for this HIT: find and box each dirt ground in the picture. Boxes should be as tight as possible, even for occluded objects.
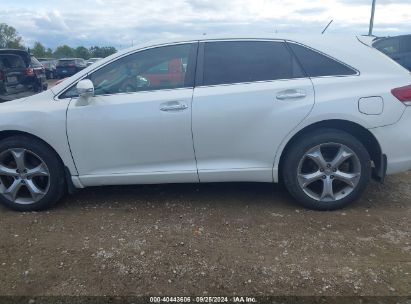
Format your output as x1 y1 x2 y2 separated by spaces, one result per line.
0 170 410 298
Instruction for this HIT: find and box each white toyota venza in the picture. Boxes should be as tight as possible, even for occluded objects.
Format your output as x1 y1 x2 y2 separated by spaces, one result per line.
1 35 411 211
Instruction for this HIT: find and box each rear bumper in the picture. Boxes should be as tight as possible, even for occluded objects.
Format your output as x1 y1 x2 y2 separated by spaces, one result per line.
371 107 411 175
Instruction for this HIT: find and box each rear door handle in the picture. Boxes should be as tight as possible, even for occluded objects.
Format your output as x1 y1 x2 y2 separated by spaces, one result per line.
276 89 307 101
160 101 188 112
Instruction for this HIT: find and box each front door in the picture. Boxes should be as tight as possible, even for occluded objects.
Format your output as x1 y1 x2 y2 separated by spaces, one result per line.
66 43 199 186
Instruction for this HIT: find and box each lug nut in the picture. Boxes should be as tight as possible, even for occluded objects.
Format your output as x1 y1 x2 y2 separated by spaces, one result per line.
320 168 324 172
327 164 331 168
322 175 326 179
333 168 337 172
330 175 334 179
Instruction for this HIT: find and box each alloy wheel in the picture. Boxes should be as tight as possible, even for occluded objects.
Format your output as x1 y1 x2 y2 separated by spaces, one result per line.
0 148 50 204
297 143 361 202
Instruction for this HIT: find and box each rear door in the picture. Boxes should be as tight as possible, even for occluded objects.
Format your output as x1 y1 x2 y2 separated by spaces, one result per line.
192 40 315 182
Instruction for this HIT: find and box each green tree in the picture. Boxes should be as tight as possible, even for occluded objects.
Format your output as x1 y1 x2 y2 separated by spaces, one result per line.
53 45 74 58
0 23 23 48
32 42 46 58
45 48 53 58
74 46 90 59
89 46 117 58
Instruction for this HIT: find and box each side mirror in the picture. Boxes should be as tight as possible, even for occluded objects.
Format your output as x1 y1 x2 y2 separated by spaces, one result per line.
76 79 94 106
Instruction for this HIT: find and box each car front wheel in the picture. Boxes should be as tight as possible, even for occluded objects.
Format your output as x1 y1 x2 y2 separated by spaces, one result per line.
282 129 371 210
0 136 66 211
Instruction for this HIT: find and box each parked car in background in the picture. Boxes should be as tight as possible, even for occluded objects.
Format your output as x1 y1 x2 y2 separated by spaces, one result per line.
0 49 47 95
38 58 57 79
86 57 103 66
373 34 411 71
56 58 87 78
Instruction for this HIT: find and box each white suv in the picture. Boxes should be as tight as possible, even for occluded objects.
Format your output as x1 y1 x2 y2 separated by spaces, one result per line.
0 35 410 211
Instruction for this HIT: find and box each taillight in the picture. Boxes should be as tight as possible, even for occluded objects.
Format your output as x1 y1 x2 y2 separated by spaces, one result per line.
26 67 34 76
392 85 411 105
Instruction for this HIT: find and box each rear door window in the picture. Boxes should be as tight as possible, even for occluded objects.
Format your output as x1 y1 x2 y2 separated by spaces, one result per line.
288 43 357 77
202 41 304 86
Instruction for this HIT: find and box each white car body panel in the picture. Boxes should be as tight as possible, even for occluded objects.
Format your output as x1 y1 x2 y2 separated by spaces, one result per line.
192 78 314 182
0 34 410 189
67 88 198 186
371 107 411 175
0 90 77 174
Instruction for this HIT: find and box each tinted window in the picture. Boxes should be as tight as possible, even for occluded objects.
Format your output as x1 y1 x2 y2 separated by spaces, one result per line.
373 38 400 55
59 43 195 99
0 55 26 69
203 41 304 86
288 43 357 77
400 36 411 53
89 44 194 96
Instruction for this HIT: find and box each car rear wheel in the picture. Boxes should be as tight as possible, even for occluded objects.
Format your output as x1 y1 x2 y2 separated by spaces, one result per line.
282 129 371 210
0 136 66 211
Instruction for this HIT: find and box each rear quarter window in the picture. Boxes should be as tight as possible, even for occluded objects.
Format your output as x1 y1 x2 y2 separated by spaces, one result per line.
373 38 400 55
400 36 411 53
287 43 357 77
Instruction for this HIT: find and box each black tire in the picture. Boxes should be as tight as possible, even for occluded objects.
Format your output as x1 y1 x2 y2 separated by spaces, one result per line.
282 128 371 210
0 136 66 211
33 81 41 93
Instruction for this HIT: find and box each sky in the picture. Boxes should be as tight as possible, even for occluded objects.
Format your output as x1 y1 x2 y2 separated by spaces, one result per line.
0 0 410 50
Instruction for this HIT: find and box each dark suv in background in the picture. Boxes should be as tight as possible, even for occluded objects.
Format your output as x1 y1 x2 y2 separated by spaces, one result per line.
373 34 411 71
56 58 87 78
0 49 47 96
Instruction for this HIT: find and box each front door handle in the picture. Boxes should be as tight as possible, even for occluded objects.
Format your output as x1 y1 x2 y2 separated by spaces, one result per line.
276 89 307 101
160 101 188 112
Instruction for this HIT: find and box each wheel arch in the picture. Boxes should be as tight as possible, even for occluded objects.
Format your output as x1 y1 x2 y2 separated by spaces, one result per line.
277 119 384 183
0 130 67 170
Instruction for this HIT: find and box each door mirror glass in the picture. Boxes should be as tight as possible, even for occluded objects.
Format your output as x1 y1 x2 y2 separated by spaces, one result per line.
77 79 94 98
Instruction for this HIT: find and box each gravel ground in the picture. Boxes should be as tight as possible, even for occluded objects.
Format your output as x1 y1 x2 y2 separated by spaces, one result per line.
0 171 410 297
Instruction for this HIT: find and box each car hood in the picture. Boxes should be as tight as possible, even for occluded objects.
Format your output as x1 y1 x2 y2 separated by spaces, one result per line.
0 89 56 112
